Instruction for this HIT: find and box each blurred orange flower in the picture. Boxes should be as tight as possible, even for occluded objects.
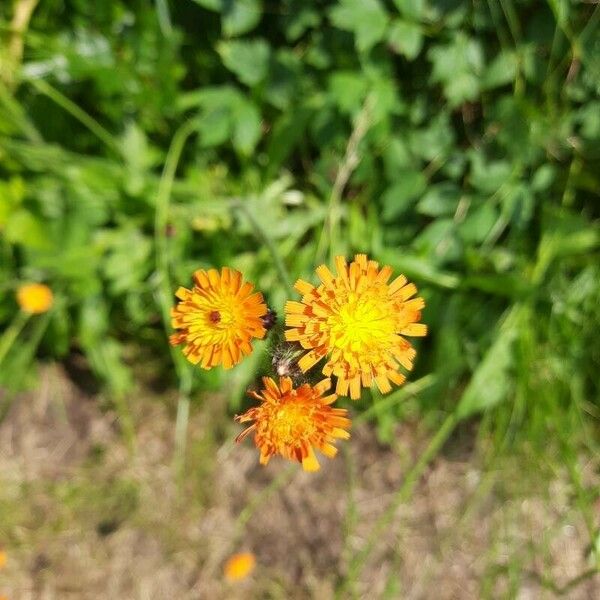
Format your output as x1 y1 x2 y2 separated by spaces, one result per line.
170 267 268 369
0 549 6 568
285 254 427 400
16 283 53 314
235 376 350 472
224 552 256 581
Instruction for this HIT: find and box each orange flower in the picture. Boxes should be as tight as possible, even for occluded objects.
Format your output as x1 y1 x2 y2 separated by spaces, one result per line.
285 254 427 400
16 283 53 314
224 552 256 581
235 376 351 472
170 267 268 369
0 549 6 568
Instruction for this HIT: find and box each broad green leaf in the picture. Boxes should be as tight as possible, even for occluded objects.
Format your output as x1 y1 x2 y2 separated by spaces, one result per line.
381 170 427 221
329 0 388 53
388 20 423 60
457 307 519 419
392 0 425 21
232 99 262 155
429 34 484 106
223 0 262 36
417 183 461 216
218 38 270 86
483 51 518 89
5 210 52 250
470 154 512 193
328 71 368 113
459 203 498 243
196 107 232 147
284 7 321 41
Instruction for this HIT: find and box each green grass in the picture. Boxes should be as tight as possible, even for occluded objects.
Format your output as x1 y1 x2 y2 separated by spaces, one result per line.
0 0 599 596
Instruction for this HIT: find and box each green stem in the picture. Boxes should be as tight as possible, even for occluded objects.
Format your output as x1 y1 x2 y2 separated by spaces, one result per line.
27 78 119 154
336 410 459 597
153 119 197 477
233 464 296 540
231 200 294 296
355 375 437 425
0 310 30 366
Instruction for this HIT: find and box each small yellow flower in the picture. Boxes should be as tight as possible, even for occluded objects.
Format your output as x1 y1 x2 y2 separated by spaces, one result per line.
235 376 351 472
16 283 53 314
224 552 256 581
285 254 427 400
0 549 6 568
170 267 268 369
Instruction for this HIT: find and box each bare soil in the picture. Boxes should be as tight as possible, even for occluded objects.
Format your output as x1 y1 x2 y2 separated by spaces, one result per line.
0 365 598 599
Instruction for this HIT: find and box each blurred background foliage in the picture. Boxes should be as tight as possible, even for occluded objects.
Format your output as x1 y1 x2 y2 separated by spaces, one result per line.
0 0 599 456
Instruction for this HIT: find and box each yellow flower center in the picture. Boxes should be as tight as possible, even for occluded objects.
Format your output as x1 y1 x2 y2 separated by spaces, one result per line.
265 401 316 446
327 290 395 357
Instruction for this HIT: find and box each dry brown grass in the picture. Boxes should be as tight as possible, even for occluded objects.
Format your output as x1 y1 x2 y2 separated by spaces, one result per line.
0 365 597 599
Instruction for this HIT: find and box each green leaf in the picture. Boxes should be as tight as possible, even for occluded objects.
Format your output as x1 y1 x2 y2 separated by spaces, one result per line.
429 34 484 106
196 106 232 147
459 203 498 243
417 182 461 216
223 0 262 36
5 210 52 250
232 99 262 156
191 0 221 10
470 154 512 193
329 0 388 53
392 0 425 21
531 164 556 192
388 20 423 60
482 51 518 89
218 38 270 86
381 170 427 221
457 308 519 419
328 71 368 113
284 7 321 41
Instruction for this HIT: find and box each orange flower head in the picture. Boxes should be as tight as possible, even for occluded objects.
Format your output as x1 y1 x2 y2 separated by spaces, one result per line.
224 552 256 581
235 376 350 472
285 254 427 400
0 549 6 568
170 267 268 369
16 283 53 314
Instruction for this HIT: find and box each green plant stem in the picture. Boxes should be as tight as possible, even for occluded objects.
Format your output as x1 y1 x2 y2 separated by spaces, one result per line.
233 464 296 540
336 410 459 597
27 78 120 153
153 119 197 477
315 94 374 265
356 375 436 425
0 310 49 421
0 310 30 366
231 199 294 296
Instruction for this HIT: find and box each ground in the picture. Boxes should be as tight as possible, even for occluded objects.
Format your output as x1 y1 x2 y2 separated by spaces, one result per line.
0 365 598 599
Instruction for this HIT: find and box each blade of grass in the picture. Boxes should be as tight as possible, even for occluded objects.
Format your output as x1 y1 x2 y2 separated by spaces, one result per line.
26 78 120 154
153 119 197 479
230 199 294 296
336 409 459 596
